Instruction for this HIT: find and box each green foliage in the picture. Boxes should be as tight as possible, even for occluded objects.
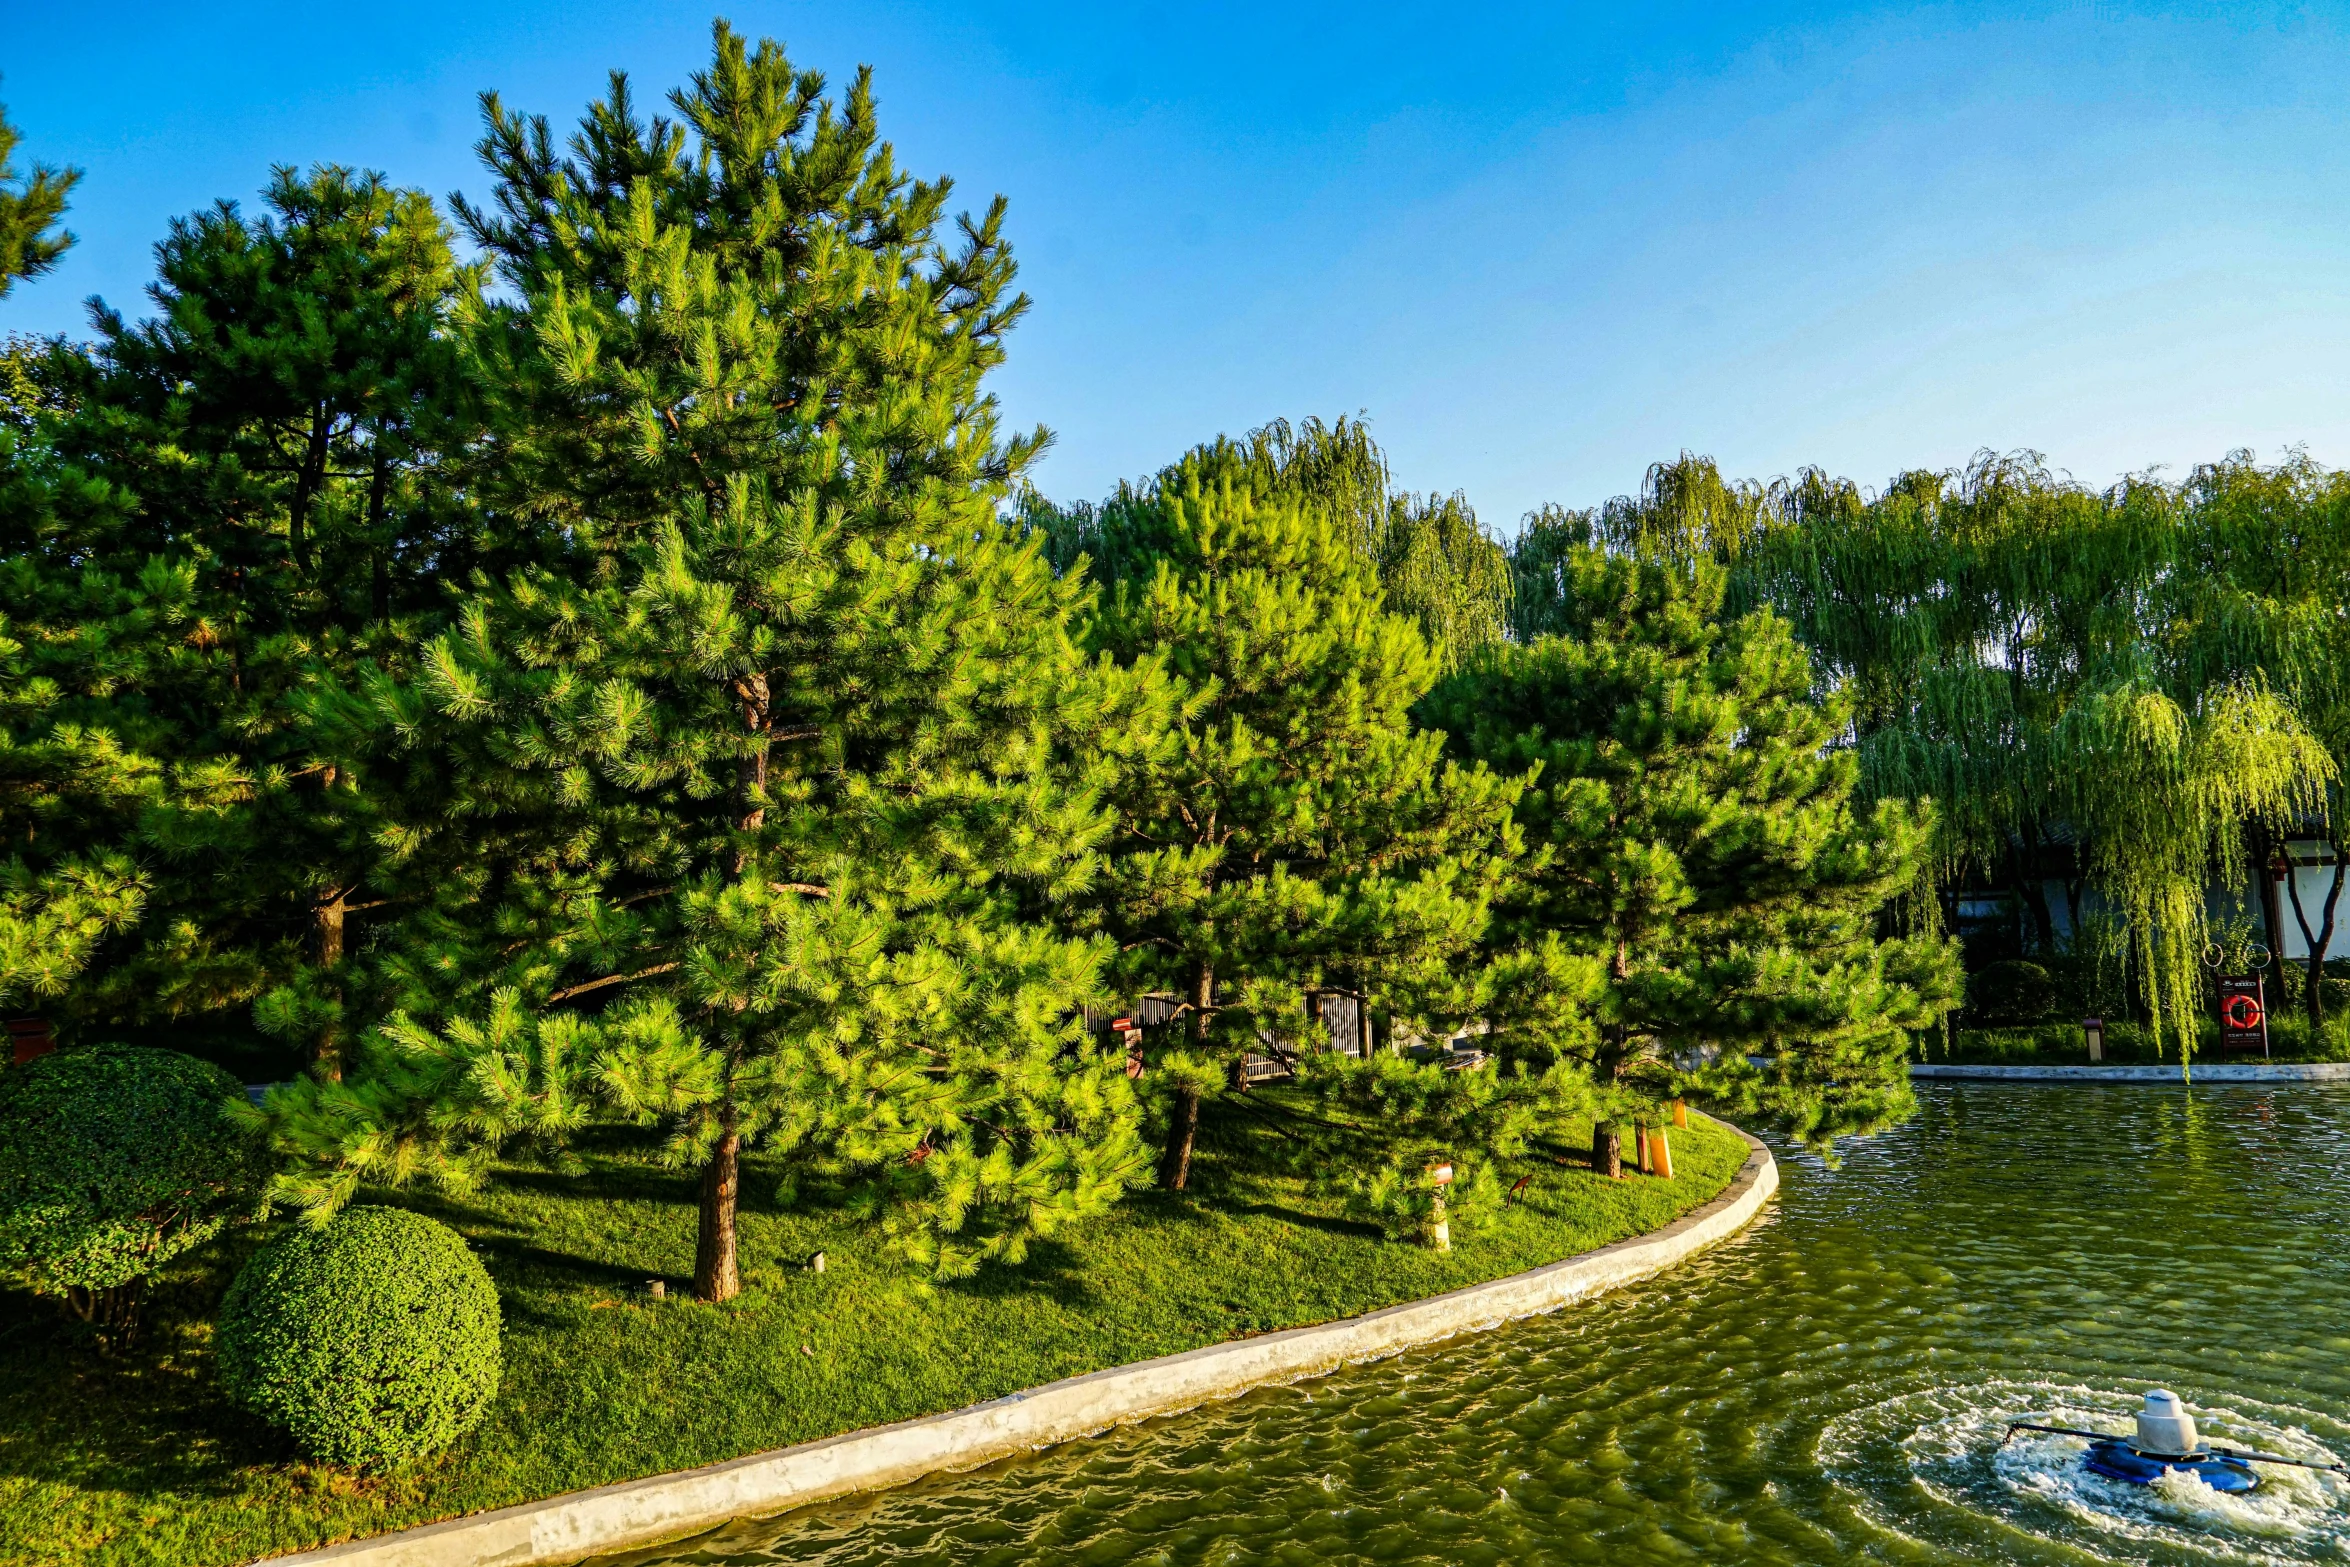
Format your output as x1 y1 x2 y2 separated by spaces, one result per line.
0 165 469 1068
1287 1050 1592 1239
217 1205 500 1468
1545 449 2342 1068
1965 959 2062 1027
258 24 1165 1289
1430 545 1961 1146
0 94 78 299
1034 416 1515 672
1054 428 1523 1183
0 1109 1749 1567
0 1047 268 1297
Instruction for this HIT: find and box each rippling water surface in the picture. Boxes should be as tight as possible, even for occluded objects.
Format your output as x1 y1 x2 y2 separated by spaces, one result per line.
611 1085 2350 1567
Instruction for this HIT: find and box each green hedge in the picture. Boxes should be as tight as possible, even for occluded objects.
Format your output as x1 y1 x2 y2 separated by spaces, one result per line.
0 1046 270 1297
217 1206 501 1468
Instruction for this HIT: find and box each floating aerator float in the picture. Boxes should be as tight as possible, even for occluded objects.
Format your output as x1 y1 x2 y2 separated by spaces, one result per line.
2003 1390 2348 1494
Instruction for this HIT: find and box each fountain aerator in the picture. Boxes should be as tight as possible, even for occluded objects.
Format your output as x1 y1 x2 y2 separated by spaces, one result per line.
2002 1390 2348 1494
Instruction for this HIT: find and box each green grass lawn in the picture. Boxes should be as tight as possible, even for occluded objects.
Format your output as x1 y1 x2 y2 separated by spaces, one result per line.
0 1093 1748 1567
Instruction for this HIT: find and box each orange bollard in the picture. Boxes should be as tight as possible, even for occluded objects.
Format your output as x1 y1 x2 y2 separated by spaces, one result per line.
1671 1098 1688 1129
1650 1126 1674 1180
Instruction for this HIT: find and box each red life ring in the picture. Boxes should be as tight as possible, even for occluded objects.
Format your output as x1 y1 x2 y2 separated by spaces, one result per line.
2221 993 2265 1031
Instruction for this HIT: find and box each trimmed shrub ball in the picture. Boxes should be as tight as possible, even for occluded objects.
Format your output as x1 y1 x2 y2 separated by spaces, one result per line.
218 1206 502 1468
0 1046 271 1324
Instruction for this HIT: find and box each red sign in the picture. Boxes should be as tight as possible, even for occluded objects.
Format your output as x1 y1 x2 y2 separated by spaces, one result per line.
2217 975 2269 1055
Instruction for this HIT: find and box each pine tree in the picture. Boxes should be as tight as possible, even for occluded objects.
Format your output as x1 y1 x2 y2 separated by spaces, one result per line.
0 93 78 299
1064 436 1523 1189
259 25 1164 1295
1427 545 1960 1158
0 167 466 1071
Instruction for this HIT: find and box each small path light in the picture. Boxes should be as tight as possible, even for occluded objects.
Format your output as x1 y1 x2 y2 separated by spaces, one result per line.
809 1251 826 1274
646 1279 666 1300
2084 1016 2104 1063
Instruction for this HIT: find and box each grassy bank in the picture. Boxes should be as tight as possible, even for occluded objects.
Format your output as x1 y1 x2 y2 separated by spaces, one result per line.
0 1092 1748 1567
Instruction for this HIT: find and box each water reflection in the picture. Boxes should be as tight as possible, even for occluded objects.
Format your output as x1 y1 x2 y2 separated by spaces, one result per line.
605 1085 2350 1567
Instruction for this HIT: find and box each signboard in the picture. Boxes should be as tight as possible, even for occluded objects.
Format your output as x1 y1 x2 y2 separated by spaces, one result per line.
2216 975 2270 1056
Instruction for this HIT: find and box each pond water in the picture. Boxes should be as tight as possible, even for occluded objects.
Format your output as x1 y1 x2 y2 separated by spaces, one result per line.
612 1085 2350 1567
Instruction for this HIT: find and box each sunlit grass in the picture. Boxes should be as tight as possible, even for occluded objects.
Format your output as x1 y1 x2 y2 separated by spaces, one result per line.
0 1094 1746 1567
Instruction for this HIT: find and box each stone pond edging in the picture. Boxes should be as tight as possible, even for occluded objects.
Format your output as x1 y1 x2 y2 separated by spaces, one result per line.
1913 1062 2350 1082
260 1122 1778 1567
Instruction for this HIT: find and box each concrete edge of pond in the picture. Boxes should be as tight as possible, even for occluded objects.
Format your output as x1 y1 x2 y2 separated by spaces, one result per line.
1913 1062 2350 1082
254 1120 1778 1567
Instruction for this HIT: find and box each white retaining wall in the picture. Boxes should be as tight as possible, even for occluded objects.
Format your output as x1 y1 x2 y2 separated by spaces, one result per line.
261 1123 1778 1567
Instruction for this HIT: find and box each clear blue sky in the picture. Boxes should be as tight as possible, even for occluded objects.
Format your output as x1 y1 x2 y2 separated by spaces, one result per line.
4 2 2348 527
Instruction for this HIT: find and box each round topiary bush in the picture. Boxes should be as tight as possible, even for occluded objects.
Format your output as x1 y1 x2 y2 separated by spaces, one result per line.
0 1045 272 1331
218 1206 502 1468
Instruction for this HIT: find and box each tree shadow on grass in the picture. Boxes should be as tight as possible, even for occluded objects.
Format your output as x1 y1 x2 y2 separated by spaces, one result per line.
1211 1199 1385 1241
0 1285 283 1503
466 1236 672 1300
939 1236 1102 1310
487 1163 697 1209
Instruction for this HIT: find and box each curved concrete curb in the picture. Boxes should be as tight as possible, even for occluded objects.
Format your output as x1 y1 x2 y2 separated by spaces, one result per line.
1913 1062 2350 1082
263 1122 1777 1567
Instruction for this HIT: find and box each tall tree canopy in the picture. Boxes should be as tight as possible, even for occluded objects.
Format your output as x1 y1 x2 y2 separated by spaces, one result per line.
1432 545 1960 1155
1037 417 1516 674
1044 428 1524 1189
0 167 465 1067
1522 451 2336 1062
258 24 1163 1295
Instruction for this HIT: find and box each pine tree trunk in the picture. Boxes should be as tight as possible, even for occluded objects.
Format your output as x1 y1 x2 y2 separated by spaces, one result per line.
367 448 392 624
314 888 346 1083
1159 1086 1200 1191
735 674 770 872
289 404 330 571
1158 957 1212 1185
695 1105 742 1303
1590 1121 1621 1180
690 675 767 1306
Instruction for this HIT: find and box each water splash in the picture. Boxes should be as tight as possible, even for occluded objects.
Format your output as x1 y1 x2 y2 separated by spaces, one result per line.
1822 1379 2350 1563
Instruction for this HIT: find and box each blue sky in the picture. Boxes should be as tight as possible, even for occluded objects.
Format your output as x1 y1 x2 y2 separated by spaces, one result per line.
4 2 2347 527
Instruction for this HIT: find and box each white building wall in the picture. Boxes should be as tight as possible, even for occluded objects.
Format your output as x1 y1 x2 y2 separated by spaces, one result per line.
2267 843 2350 961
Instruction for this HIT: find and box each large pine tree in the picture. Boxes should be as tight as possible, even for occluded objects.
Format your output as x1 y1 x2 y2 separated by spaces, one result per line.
261 26 1164 1295
1059 434 1523 1189
1427 544 1960 1160
0 168 463 1069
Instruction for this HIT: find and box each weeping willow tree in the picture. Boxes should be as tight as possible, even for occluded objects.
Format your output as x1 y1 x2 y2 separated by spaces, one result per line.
1522 449 2338 1065
1029 416 1513 670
